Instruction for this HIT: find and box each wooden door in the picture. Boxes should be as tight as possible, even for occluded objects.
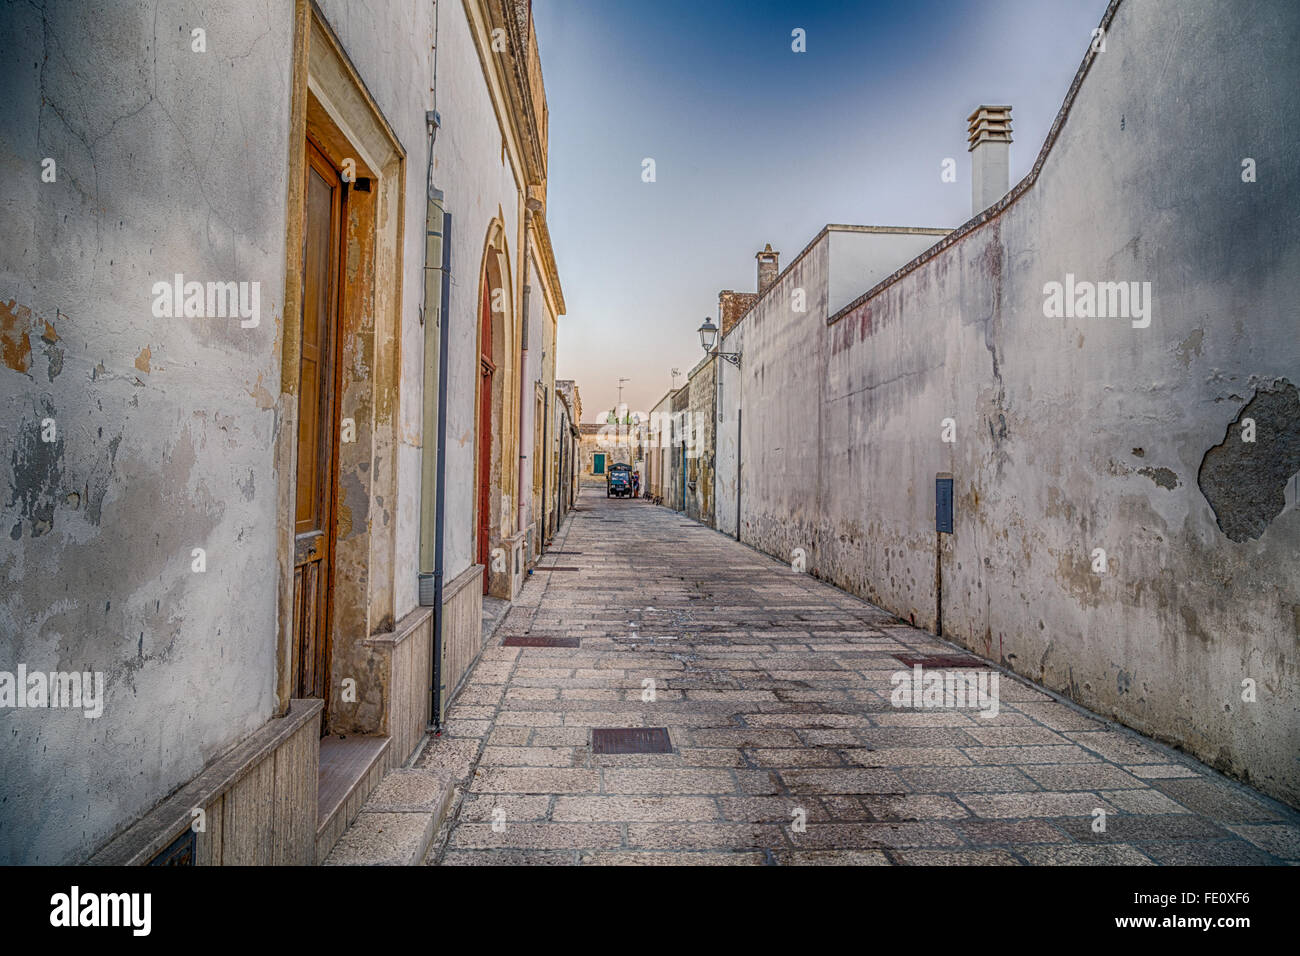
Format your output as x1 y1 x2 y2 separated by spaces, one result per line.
292 141 345 719
477 277 495 594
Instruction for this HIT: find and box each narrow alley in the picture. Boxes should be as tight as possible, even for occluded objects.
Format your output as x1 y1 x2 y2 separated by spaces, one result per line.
413 486 1300 865
4 0 1297 917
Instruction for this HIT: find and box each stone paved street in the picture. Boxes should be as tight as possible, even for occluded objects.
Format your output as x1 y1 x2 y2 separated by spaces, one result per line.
418 486 1300 865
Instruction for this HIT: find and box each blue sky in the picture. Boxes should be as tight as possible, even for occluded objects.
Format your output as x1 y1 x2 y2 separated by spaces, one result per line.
533 0 1112 420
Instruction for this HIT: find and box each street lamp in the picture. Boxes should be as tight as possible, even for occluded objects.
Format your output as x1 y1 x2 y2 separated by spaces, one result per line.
697 317 740 368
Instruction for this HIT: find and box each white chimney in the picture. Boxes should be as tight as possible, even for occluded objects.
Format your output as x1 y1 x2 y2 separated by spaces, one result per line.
968 105 1012 216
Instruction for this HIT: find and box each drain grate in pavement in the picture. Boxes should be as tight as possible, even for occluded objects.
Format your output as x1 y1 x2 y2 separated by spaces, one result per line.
894 654 987 668
592 727 673 754
546 551 584 555
535 566 581 571
503 635 581 647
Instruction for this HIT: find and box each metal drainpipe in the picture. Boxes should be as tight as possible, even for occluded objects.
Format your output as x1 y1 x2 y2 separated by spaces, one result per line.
418 0 449 728
540 384 549 541
516 209 534 561
418 186 446 598
736 408 742 541
429 211 452 725
680 440 686 512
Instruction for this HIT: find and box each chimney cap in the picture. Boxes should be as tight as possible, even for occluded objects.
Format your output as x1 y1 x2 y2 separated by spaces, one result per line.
756 243 779 259
967 105 1013 151
966 105 1012 122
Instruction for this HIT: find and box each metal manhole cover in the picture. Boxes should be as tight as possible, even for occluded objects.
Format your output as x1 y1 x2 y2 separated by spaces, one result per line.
894 654 987 668
592 727 673 754
503 636 581 647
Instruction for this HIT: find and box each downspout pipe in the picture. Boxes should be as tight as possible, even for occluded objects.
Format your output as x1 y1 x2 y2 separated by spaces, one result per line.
517 276 530 546
432 211 452 723
420 0 448 727
422 205 452 726
540 384 549 540
418 186 446 596
417 178 450 727
415 130 449 723
516 206 538 556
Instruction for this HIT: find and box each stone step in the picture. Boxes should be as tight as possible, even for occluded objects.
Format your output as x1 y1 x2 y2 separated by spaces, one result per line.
322 768 455 866
315 734 391 864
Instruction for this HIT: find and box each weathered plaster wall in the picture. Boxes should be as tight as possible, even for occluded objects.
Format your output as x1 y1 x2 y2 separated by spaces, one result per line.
428 3 522 586
685 356 716 525
302 0 416 736
728 234 831 566
669 386 691 511
314 0 429 625
0 1 295 862
522 250 545 553
715 325 746 537
646 389 675 502
0 0 542 863
725 0 1300 804
536 254 558 540
316 0 522 602
579 422 638 476
716 227 938 539
827 227 952 315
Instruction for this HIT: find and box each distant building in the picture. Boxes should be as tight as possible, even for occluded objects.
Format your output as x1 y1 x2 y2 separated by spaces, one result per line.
579 406 646 479
552 381 583 530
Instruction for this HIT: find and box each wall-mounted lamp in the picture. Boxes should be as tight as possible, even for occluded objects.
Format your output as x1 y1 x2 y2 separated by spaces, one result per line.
697 317 740 368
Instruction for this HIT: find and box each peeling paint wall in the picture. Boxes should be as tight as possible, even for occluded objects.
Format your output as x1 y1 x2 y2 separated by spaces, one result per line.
1197 380 1300 544
0 1 294 862
311 0 513 611
720 0 1300 804
0 0 547 863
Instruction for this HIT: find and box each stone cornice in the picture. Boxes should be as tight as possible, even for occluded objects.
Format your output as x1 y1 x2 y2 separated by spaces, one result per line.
479 0 548 187
529 210 566 316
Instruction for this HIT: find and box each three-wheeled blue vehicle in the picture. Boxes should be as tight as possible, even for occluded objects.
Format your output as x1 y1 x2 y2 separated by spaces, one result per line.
606 462 633 498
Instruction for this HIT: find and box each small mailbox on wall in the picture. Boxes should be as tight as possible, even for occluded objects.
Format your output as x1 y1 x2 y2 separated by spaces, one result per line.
935 475 954 534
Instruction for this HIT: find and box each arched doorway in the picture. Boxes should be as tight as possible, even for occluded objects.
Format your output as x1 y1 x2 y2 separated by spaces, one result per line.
476 272 496 594
474 224 512 598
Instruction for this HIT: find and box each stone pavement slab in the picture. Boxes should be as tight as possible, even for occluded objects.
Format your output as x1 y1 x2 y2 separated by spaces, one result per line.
417 487 1300 866
324 769 455 866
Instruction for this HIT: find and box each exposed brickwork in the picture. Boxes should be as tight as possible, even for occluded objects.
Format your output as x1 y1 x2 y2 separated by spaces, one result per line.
718 291 758 337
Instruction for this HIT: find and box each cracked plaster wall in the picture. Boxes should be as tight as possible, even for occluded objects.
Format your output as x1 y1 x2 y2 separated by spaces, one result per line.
0 1 295 862
720 0 1300 804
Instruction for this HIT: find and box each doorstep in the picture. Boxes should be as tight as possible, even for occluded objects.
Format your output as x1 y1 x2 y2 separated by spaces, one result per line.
321 767 456 866
316 734 390 864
